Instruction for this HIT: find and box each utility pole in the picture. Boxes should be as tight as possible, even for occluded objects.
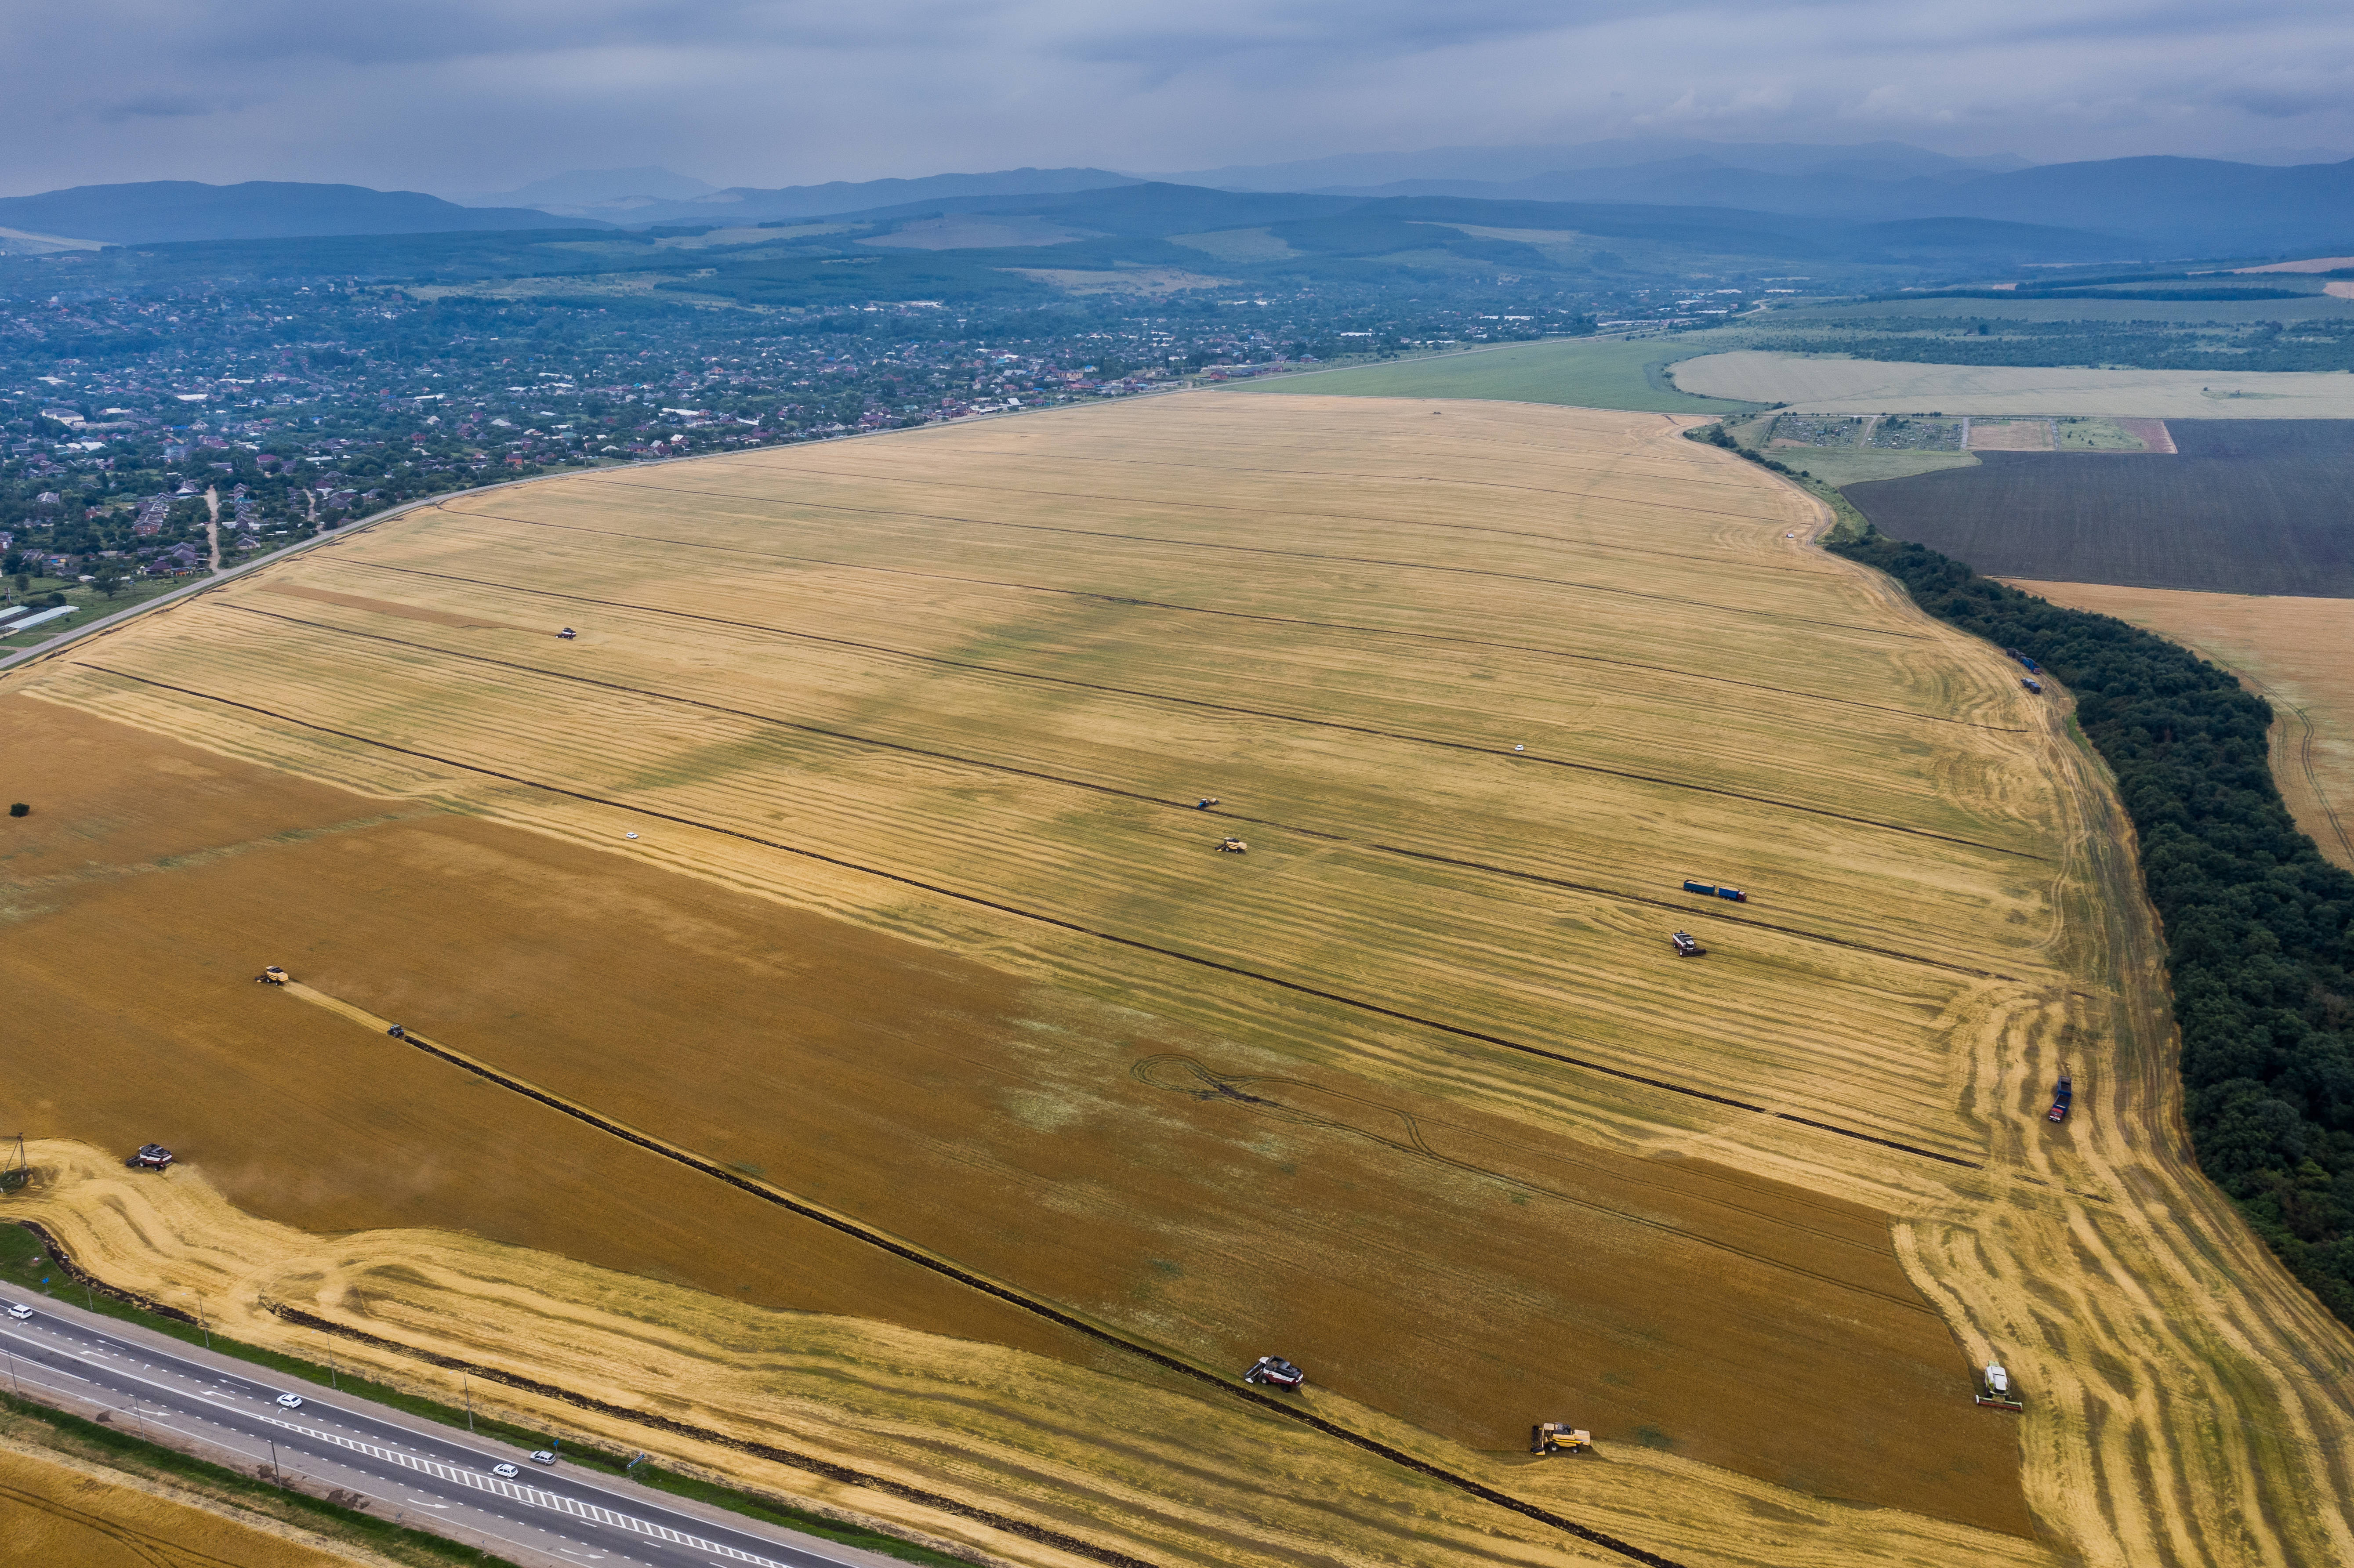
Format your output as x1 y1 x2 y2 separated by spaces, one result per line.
196 1295 210 1350
328 1348 337 1391
129 1394 148 1440
5 1345 19 1397
464 1373 473 1434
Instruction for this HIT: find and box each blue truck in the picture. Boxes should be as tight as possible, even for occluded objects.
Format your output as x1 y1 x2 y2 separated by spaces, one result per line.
1683 880 1746 902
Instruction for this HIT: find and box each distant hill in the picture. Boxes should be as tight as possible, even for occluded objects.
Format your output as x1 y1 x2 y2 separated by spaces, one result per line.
568 167 1144 228
826 182 1355 235
1320 154 2354 256
1147 138 2033 192
0 181 600 244
812 183 2126 266
459 167 715 214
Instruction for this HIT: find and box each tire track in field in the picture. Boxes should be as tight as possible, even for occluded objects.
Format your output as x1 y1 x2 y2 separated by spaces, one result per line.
216 601 2025 983
2288 701 2354 868
336 561 2044 861
432 507 2020 734
550 478 1926 641
261 982 1691 1568
71 662 1990 1173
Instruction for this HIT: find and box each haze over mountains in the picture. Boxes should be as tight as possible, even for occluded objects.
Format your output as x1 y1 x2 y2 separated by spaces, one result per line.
7 138 2353 261
457 166 1141 227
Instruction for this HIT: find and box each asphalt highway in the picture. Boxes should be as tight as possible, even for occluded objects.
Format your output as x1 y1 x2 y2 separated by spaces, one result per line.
0 1292 903 1568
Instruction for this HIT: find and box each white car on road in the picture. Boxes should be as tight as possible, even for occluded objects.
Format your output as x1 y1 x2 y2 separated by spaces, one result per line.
530 1449 558 1466
491 1462 519 1480
275 1393 305 1409
4 1303 30 1321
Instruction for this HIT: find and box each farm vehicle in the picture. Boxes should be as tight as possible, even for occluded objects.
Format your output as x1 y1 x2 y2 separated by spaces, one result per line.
1681 879 1746 902
1976 1361 2024 1412
1529 1422 1592 1455
1243 1355 1304 1389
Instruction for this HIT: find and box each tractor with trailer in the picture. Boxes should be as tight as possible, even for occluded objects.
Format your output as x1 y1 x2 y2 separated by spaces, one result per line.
2021 678 2043 694
1681 880 1747 902
1529 1422 1592 1455
1670 931 1704 957
1243 1355 1304 1389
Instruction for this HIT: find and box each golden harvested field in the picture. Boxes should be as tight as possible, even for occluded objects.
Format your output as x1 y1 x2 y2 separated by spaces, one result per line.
5 392 2354 1568
0 1437 365 1568
1674 350 2354 416
2006 580 2354 870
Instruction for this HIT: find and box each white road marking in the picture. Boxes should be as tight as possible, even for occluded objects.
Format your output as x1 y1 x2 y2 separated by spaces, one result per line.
261 1415 797 1566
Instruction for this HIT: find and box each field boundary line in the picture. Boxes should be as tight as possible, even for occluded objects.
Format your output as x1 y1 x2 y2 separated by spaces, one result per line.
335 562 2045 860
432 507 2022 733
219 600 2027 982
556 476 1928 641
259 984 1690 1568
69 660 1989 1172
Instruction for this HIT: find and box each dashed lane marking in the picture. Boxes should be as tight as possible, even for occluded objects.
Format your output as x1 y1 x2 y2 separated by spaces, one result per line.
262 1415 800 1567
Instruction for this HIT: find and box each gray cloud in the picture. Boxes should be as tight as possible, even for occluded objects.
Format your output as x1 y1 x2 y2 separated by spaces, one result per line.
4 0 2350 197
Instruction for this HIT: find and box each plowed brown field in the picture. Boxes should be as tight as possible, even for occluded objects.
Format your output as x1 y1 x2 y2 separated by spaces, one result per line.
5 392 2352 1568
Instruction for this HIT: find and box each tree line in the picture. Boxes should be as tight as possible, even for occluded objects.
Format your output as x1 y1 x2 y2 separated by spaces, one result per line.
1831 530 2354 1324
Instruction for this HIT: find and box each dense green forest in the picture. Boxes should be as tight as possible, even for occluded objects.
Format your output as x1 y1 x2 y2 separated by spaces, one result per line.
1830 531 2354 1323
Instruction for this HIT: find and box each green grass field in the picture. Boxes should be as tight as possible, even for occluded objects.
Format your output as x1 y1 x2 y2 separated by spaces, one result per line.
1239 337 1765 413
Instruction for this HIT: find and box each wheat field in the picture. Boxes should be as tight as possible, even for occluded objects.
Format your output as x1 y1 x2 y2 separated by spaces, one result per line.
5 392 2352 1568
2006 579 2354 872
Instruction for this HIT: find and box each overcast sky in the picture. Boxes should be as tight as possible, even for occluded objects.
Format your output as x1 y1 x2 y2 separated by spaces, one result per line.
6 0 2351 197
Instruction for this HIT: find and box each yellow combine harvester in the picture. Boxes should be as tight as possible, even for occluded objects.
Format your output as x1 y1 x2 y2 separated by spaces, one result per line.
1529 1422 1592 1455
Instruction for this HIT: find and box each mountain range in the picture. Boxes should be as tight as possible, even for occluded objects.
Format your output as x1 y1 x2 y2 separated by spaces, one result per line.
5 139 2352 261
0 181 594 247
1147 138 2036 192
1295 153 2354 254
461 167 1140 226
457 139 2354 257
